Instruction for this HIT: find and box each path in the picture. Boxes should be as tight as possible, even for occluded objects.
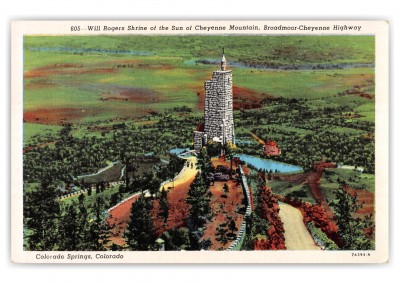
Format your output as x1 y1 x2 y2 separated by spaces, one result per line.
23 140 58 153
278 202 320 250
338 164 364 172
249 131 265 145
159 156 198 192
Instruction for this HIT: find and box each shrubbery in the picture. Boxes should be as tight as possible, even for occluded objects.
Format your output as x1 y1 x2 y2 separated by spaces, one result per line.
307 222 339 250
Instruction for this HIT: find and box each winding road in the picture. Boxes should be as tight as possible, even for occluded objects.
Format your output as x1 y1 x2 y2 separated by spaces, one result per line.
159 156 198 191
279 202 321 250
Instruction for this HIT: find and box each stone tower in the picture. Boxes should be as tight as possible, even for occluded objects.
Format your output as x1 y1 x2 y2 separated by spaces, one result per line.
203 51 235 145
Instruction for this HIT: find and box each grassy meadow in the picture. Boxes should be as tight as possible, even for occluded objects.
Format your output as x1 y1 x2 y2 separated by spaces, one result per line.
23 123 62 145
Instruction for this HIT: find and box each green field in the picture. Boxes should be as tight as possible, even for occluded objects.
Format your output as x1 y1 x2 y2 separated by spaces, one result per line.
329 126 366 135
24 35 374 66
23 123 59 140
234 67 374 99
321 168 375 193
23 123 61 146
354 102 375 122
319 168 375 213
77 162 124 184
269 181 316 204
23 35 375 143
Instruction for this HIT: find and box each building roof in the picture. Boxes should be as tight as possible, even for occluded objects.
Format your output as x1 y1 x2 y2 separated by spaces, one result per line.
265 139 278 147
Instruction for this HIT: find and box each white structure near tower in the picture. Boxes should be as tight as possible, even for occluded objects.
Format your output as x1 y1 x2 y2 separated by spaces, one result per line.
194 50 235 151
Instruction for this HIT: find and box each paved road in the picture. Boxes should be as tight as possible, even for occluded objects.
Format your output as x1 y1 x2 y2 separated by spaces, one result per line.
279 202 321 250
159 156 198 192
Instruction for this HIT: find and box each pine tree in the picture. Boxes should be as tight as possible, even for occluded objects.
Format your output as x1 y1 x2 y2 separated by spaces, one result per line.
147 173 161 198
24 182 61 250
228 219 237 235
216 223 229 245
330 186 374 250
125 194 156 250
186 174 211 228
159 189 169 224
223 183 229 194
81 216 110 251
59 203 81 250
94 196 105 219
82 195 110 250
197 148 213 177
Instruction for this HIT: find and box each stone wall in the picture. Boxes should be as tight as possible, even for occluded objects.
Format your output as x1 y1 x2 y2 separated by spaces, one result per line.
204 70 234 144
226 165 252 251
194 131 204 151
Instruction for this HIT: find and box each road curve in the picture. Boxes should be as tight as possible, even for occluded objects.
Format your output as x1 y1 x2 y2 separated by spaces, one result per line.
159 156 198 191
278 202 321 250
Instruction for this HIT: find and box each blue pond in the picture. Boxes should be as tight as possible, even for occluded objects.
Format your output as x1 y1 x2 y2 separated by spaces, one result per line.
236 154 302 173
169 149 302 173
169 148 190 155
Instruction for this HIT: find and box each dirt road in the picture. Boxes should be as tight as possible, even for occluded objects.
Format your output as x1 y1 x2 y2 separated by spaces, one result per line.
279 202 321 250
307 172 335 220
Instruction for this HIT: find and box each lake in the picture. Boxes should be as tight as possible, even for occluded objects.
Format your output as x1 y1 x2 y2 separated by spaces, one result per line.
236 154 303 173
169 148 190 155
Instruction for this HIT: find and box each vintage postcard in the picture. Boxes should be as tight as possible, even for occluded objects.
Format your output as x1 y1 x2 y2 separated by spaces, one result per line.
11 20 389 263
